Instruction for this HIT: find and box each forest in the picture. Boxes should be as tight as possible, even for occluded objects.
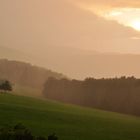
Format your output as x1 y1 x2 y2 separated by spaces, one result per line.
43 76 140 116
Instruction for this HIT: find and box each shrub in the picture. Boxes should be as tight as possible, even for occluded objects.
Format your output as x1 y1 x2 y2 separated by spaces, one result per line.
0 124 58 140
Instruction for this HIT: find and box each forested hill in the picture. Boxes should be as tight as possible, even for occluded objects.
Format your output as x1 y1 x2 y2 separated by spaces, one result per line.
0 59 64 91
43 77 140 116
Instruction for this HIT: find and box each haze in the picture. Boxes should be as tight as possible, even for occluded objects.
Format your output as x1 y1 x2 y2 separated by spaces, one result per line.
1 0 140 79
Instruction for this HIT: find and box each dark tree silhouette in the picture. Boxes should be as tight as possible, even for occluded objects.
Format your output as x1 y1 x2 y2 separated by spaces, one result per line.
0 80 12 93
0 123 34 140
0 124 58 140
48 133 58 140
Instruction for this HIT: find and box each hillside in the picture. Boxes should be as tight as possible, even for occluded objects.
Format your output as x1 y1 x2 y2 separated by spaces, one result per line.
0 94 140 140
4 46 140 80
0 59 64 96
43 77 140 116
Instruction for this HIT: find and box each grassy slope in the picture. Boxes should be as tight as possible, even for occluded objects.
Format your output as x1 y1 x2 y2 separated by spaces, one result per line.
14 84 42 97
0 94 140 140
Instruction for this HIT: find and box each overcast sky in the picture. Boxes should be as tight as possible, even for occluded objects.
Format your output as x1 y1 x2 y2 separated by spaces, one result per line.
1 0 140 54
1 0 140 78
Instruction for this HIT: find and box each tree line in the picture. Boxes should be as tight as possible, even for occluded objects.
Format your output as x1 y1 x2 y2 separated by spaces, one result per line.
43 76 140 116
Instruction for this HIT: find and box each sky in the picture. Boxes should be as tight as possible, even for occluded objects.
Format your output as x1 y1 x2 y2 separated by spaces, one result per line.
74 0 140 30
1 0 140 78
1 0 140 53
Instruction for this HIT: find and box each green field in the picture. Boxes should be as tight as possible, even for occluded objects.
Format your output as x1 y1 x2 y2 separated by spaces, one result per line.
0 94 140 140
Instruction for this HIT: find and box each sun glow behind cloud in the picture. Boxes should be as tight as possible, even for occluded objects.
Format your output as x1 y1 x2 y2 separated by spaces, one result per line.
103 8 140 31
78 3 140 32
129 19 140 31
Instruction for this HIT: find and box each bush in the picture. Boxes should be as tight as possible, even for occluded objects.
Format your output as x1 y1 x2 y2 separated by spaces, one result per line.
0 123 34 140
48 133 58 140
0 124 58 140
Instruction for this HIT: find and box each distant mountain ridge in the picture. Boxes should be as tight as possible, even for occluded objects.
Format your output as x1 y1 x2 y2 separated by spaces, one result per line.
1 46 140 80
0 46 30 61
0 59 64 96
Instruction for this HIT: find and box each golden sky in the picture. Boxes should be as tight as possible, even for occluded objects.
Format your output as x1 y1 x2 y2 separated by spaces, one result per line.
1 0 140 78
72 0 140 31
1 0 140 54
73 0 140 6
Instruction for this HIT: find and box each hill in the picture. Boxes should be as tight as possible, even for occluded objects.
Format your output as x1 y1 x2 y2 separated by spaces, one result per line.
3 45 140 80
0 94 140 140
0 46 31 62
0 59 64 96
43 77 140 116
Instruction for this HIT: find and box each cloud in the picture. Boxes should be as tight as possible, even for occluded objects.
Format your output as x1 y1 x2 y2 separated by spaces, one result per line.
0 0 140 54
1 0 140 78
70 0 140 8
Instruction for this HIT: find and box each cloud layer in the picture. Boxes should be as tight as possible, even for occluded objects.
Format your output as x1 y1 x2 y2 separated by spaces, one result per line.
1 0 140 53
71 0 140 8
1 0 140 78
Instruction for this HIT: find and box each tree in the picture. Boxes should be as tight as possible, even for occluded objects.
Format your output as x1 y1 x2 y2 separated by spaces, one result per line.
0 80 12 93
0 123 34 140
48 133 58 140
0 124 55 140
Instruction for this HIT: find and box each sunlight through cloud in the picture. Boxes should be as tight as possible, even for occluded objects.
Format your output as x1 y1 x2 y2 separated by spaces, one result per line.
101 8 140 31
79 4 140 32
